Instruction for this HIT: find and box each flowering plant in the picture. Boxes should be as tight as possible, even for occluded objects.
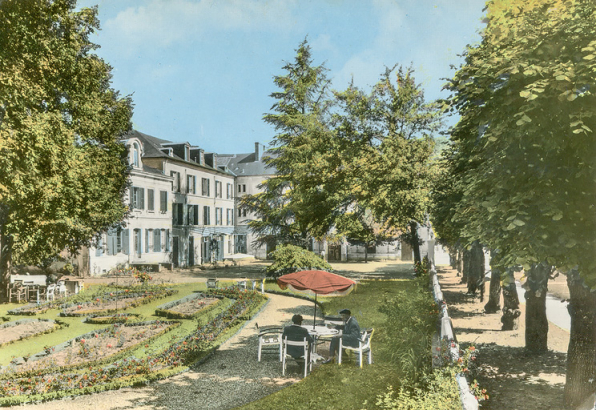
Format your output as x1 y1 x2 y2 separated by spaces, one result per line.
134 270 152 283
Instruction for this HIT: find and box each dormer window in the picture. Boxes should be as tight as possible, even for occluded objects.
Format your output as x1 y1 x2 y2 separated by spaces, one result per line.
132 142 140 168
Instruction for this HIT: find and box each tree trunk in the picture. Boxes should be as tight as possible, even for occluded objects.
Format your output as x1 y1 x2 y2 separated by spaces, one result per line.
461 248 470 285
501 267 521 330
564 269 596 409
364 245 368 263
456 248 463 277
467 240 484 297
0 230 12 303
449 248 457 270
524 262 550 355
484 250 502 313
409 221 421 264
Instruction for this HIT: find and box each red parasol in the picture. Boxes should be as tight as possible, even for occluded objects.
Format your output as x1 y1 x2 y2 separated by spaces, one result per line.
277 270 356 328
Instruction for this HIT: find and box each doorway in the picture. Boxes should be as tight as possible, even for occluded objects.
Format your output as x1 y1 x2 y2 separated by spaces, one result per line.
172 237 179 267
188 236 194 266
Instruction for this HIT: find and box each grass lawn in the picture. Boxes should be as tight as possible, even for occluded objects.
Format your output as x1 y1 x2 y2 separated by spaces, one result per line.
239 279 430 410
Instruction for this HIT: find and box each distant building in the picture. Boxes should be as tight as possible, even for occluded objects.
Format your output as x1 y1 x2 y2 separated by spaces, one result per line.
218 142 275 259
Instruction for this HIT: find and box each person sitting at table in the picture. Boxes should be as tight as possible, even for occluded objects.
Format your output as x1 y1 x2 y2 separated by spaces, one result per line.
282 314 313 361
323 308 360 364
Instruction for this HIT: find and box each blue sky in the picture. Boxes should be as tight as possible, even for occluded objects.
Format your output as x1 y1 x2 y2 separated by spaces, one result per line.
77 0 486 154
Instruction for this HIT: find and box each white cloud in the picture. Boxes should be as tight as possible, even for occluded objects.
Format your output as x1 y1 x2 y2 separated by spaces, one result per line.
103 0 298 49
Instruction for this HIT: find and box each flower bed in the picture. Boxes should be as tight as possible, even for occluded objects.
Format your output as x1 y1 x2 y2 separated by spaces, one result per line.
155 292 223 319
2 320 179 374
59 287 177 317
84 313 141 324
0 289 267 406
0 319 65 347
8 301 57 316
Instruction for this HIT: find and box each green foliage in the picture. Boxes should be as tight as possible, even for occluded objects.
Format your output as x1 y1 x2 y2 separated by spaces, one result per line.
0 0 133 280
240 39 335 247
443 0 596 287
265 244 331 278
243 43 442 251
378 277 438 384
375 370 461 410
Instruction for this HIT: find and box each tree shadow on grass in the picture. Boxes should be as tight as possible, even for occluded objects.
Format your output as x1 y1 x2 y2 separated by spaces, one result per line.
468 343 567 410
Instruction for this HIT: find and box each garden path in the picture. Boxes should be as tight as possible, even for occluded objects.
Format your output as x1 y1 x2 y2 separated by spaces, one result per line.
17 293 318 410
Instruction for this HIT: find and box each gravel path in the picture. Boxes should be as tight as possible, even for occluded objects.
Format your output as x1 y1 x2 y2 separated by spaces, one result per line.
17 293 319 410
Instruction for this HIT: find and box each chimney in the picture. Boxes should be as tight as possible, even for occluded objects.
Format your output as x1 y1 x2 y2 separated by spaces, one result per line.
255 142 260 161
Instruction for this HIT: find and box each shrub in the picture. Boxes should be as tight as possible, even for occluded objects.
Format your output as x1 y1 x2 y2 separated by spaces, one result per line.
376 369 461 410
378 280 438 384
266 244 332 278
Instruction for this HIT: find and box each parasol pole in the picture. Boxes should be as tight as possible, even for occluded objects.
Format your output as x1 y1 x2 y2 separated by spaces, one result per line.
313 293 317 330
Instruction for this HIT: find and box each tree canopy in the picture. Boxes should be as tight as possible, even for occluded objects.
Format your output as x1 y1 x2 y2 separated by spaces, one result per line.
440 0 596 287
0 0 133 268
242 42 442 252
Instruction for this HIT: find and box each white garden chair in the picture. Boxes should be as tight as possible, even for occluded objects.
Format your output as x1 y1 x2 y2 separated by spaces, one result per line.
338 328 374 368
282 336 312 378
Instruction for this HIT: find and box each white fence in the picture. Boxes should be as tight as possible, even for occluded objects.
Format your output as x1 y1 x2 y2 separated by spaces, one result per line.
429 264 479 410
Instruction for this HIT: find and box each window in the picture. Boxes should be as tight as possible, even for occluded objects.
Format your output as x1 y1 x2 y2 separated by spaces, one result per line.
203 206 211 225
132 143 140 168
153 229 161 252
202 178 210 196
160 191 168 212
106 228 121 255
226 209 233 226
131 187 145 210
188 204 199 225
173 203 184 225
227 183 232 199
164 229 170 251
215 207 223 225
171 171 180 192
215 181 222 198
187 175 196 194
147 189 154 211
237 184 246 194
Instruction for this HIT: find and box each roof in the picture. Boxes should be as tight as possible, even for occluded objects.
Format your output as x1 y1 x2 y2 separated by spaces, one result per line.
122 130 235 176
222 151 277 177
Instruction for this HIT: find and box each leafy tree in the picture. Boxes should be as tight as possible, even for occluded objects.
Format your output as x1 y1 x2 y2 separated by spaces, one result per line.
265 244 331 278
445 0 596 405
332 66 441 261
0 0 133 297
240 39 335 248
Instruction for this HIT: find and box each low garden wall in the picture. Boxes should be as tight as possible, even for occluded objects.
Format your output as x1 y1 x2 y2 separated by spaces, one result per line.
429 263 479 410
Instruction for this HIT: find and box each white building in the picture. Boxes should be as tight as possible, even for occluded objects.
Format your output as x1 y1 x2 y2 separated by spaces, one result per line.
218 143 275 259
88 131 237 275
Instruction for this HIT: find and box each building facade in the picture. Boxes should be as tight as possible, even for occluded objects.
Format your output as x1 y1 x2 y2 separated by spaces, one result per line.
89 131 237 275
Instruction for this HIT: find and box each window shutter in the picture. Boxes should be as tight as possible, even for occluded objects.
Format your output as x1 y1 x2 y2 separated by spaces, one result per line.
154 229 161 252
165 229 170 251
122 229 129 255
107 231 114 255
96 237 103 256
